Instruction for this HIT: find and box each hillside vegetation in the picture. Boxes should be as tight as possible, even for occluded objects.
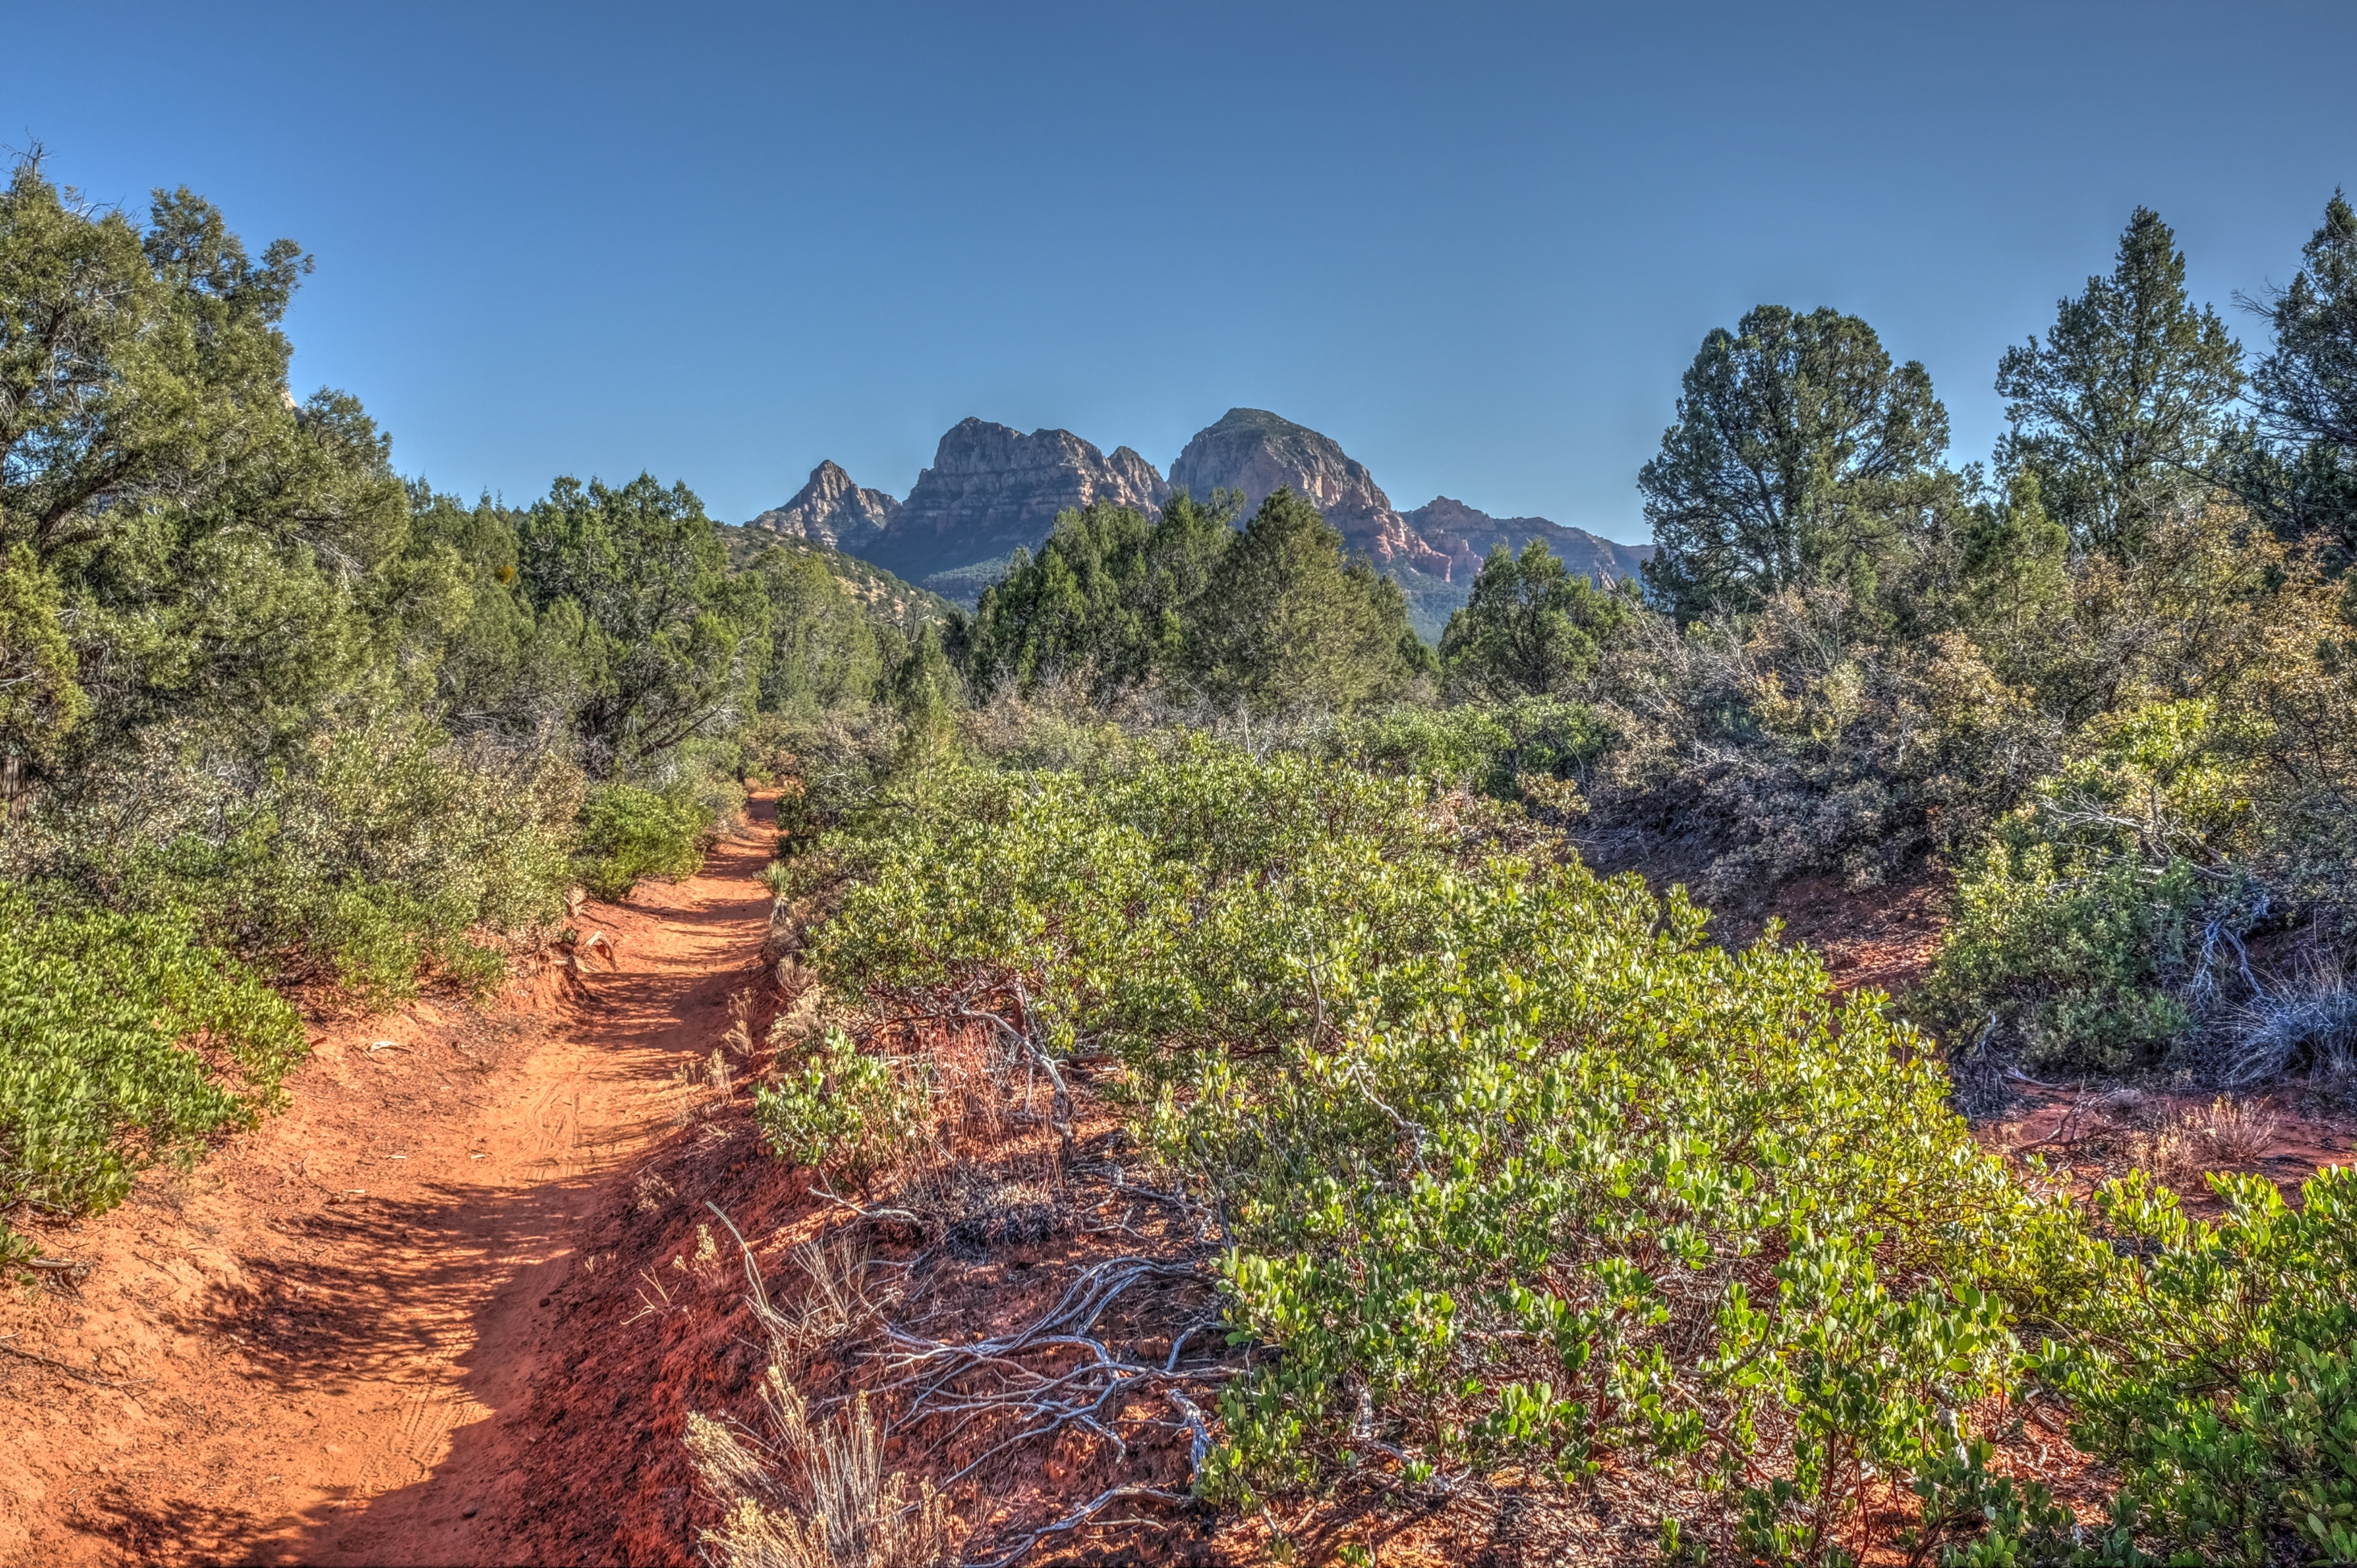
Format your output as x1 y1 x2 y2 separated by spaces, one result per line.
4 146 2356 1564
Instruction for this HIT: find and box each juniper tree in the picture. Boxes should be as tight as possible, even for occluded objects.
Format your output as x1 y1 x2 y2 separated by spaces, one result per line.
1995 207 2243 560
1640 306 1951 619
2241 191 2357 565
963 490 1234 699
1440 540 1638 700
1188 487 1426 715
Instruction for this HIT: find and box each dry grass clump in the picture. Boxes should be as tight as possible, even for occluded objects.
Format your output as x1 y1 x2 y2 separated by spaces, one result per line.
2127 1096 2280 1192
688 1230 953 1568
687 1382 954 1568
2220 966 2357 1085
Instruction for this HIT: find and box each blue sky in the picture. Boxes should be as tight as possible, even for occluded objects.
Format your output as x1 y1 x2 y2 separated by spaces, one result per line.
9 1 2354 540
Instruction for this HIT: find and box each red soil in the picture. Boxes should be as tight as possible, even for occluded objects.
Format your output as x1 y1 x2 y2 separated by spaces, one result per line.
6 803 2350 1568
0 804 780 1566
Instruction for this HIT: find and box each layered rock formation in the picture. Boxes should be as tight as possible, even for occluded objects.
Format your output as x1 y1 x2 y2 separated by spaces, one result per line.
746 460 901 551
751 409 1651 628
1168 408 1452 577
1400 494 1651 590
1169 408 1652 637
861 418 1171 597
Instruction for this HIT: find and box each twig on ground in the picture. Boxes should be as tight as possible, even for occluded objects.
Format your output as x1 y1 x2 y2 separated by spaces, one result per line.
807 1184 924 1228
961 1484 1189 1568
0 1341 146 1389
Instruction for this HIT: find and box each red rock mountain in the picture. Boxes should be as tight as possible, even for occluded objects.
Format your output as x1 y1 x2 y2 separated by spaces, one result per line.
748 410 1649 634
746 460 900 550
858 419 1168 598
1170 408 1651 637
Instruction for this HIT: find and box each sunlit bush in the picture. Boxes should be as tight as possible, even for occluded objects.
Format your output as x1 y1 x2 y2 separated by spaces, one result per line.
577 781 710 900
0 885 305 1228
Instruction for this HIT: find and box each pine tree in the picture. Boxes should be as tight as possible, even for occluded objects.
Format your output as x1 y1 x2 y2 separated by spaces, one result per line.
1995 207 2243 559
1440 540 1637 700
1188 488 1421 715
2243 191 2357 565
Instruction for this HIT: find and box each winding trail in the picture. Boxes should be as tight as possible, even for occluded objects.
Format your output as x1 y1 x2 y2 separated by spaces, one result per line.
0 801 778 1567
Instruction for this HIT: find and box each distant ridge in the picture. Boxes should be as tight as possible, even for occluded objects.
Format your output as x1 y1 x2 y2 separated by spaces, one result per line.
746 409 1649 630
862 419 1168 598
1168 408 1652 638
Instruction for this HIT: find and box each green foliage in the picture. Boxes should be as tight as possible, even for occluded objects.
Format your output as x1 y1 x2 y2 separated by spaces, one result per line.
1919 690 2355 1075
0 884 304 1216
804 743 2115 1560
1997 208 2245 560
1321 694 1607 801
749 548 891 715
114 718 579 1005
1926 838 2200 1076
885 623 964 773
2045 1167 2357 1565
1440 540 1640 700
751 1024 926 1172
1188 488 1429 714
964 493 1236 700
1640 305 1954 619
516 474 761 776
2243 191 2357 568
0 541 87 773
1 159 409 772
576 781 709 900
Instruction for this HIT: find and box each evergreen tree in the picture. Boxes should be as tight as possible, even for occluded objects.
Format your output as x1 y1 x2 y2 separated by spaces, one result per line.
1188 488 1424 715
1640 306 1951 618
2242 191 2357 566
887 621 961 763
1995 207 2243 559
0 156 407 767
515 474 760 774
1440 540 1638 700
964 491 1234 698
750 549 889 715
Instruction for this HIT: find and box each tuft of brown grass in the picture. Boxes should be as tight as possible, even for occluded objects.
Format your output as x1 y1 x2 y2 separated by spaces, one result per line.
687 1370 955 1568
2127 1096 2280 1192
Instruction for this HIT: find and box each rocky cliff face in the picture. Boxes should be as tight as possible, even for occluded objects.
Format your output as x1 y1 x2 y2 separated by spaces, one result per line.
1166 408 1657 635
755 410 1652 630
1400 494 1652 589
861 418 1170 598
746 460 902 551
1168 408 1453 577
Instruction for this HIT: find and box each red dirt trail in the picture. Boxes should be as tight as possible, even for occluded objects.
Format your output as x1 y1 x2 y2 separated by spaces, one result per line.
0 805 779 1567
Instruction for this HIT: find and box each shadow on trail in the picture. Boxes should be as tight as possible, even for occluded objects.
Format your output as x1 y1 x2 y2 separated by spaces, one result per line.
90 803 782 1566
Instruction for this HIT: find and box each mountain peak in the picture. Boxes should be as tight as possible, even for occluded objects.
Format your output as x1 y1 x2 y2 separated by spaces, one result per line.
854 419 1170 598
746 461 901 549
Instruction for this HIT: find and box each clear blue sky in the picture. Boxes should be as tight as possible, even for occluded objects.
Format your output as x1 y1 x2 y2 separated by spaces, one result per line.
9 1 2354 541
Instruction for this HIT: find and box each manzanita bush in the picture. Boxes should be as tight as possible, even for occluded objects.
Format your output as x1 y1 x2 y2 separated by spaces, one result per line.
793 739 2357 1565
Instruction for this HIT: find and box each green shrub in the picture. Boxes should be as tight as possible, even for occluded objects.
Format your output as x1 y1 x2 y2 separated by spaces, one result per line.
1919 701 2266 1074
2043 1166 2357 1566
1924 840 2201 1075
8 715 577 1007
804 742 2114 1561
0 885 305 1219
576 782 709 900
750 1024 926 1173
1321 694 1606 800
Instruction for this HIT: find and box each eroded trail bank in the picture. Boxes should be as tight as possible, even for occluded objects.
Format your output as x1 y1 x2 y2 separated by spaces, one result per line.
0 805 779 1568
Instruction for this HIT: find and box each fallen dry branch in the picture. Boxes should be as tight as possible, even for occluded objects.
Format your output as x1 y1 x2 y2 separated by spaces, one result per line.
877 1255 1226 1491
0 1338 147 1389
960 1483 1191 1568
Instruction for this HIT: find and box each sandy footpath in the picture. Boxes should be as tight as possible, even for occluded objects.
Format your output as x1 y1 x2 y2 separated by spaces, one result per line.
0 802 778 1567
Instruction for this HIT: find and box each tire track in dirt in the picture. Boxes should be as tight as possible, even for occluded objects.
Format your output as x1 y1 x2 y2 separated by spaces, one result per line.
0 801 779 1567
